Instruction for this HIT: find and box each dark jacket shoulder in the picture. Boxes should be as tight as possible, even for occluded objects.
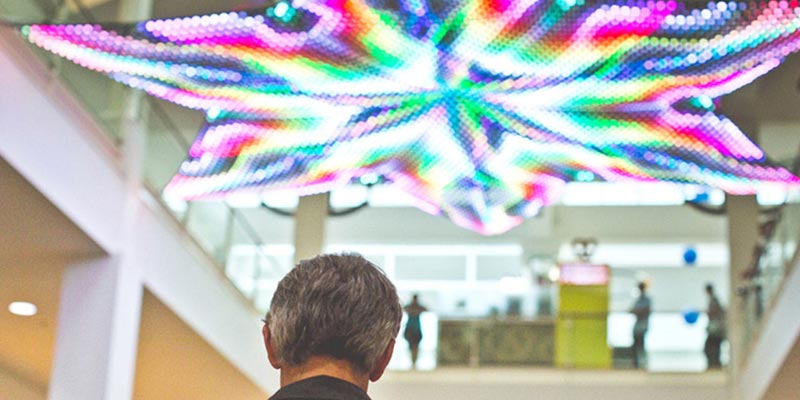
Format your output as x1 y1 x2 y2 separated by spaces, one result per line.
268 375 371 400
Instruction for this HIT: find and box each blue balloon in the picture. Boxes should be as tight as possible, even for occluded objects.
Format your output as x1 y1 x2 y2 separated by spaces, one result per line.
683 247 698 265
692 192 710 203
683 308 700 324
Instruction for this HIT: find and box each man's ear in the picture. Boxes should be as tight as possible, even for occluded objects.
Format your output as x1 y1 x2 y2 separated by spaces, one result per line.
262 324 282 370
369 338 395 382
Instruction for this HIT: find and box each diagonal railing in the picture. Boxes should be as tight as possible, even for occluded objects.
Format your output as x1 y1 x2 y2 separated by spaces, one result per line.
0 0 287 313
738 148 800 359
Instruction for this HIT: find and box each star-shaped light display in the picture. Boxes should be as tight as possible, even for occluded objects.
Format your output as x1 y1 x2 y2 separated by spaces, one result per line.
22 0 800 234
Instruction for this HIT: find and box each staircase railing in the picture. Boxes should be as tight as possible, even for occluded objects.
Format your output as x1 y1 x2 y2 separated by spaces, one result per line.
739 151 800 359
0 0 287 314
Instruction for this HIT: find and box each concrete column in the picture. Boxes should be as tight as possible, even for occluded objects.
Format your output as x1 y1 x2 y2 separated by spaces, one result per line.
293 193 330 264
726 194 759 385
118 90 147 187
719 117 761 394
115 0 153 187
47 256 143 400
116 0 154 21
48 2 154 399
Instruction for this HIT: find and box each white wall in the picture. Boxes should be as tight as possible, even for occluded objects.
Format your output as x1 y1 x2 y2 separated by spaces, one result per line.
127 196 278 391
739 255 800 400
0 30 125 254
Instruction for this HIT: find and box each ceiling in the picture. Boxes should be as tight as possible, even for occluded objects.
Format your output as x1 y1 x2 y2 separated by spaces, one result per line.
0 157 266 399
721 51 800 125
0 260 63 391
88 0 246 21
12 1 799 139
85 0 800 123
0 156 103 388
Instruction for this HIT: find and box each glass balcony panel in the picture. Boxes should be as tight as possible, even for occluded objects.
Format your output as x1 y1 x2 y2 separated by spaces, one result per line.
184 202 230 264
742 198 800 353
142 101 188 193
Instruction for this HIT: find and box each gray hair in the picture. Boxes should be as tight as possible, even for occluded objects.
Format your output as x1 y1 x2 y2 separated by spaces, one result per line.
265 253 402 373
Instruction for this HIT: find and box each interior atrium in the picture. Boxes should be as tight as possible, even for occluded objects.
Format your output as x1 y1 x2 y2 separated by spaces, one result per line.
1 1 799 399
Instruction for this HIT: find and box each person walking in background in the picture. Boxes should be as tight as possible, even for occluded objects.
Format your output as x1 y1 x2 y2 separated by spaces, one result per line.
403 294 428 369
629 281 652 369
704 283 726 369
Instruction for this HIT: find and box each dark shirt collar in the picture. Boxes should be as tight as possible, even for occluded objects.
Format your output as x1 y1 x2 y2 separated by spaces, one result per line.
269 375 372 400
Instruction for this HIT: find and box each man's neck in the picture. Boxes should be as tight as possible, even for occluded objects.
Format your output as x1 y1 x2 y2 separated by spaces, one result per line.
280 356 370 392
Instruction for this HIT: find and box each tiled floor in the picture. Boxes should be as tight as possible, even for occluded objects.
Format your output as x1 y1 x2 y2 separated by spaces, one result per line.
374 367 728 400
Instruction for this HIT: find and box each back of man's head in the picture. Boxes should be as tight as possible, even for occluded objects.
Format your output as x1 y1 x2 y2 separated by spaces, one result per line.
265 253 402 375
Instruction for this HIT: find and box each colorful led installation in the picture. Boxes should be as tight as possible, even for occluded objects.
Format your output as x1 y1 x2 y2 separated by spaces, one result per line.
21 0 800 234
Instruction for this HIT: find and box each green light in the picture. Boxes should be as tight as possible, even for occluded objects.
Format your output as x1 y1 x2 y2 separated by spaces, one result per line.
274 2 290 18
576 171 595 182
268 1 296 23
697 96 714 110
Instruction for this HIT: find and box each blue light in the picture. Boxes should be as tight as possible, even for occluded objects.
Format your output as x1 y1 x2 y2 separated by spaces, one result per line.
576 171 595 182
697 95 714 110
274 2 290 19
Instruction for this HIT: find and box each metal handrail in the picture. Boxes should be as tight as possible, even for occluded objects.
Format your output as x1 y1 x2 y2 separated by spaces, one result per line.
739 142 800 359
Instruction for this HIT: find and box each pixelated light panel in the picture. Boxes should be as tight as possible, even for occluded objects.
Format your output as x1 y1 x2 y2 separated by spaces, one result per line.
22 0 800 234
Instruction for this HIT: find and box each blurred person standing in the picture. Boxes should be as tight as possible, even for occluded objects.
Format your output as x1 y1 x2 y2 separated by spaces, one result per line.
262 253 402 400
403 294 428 369
629 281 652 369
704 283 726 369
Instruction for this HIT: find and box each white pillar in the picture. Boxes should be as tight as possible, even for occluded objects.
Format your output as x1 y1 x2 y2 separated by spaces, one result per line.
47 256 143 400
721 119 760 393
726 194 759 385
293 193 330 264
116 0 154 21
48 2 153 399
115 0 153 188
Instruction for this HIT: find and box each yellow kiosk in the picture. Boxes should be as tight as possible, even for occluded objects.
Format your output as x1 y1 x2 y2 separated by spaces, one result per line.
555 262 612 368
